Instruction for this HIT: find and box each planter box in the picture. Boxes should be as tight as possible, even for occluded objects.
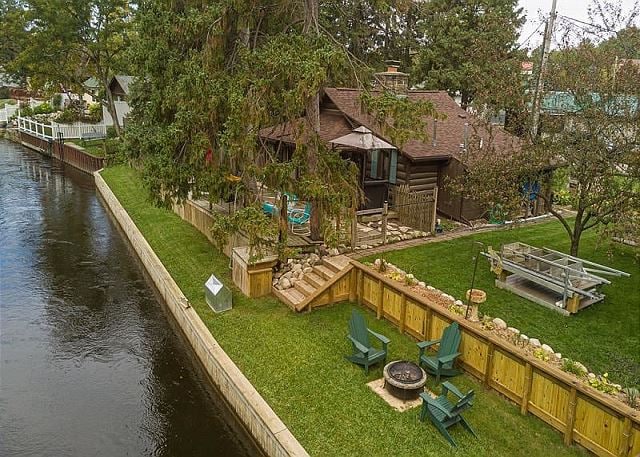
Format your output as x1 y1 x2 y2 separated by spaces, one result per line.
232 247 278 298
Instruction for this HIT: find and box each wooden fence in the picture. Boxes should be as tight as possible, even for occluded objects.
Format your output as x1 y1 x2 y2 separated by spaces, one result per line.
390 184 438 234
19 131 104 174
312 260 639 457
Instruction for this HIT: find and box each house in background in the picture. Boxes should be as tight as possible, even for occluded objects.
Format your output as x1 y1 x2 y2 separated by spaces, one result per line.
82 77 100 104
261 64 538 223
102 75 133 128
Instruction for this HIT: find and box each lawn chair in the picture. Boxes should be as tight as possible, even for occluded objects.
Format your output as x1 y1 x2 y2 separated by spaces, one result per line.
419 381 476 447
346 309 390 374
417 322 461 383
288 201 311 235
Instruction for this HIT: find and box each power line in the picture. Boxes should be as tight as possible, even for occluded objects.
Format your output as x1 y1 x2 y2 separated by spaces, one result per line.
519 20 545 49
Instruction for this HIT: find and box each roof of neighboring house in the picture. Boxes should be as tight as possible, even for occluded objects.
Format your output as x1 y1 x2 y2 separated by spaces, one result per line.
261 87 520 162
110 75 134 95
83 77 100 89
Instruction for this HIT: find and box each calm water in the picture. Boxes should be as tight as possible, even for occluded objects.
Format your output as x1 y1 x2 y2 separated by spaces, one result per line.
0 139 260 457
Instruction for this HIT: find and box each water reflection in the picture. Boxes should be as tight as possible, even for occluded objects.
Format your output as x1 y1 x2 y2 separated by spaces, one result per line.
0 140 259 457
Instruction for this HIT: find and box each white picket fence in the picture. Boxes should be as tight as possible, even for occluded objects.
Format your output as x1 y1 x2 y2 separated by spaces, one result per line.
0 104 19 123
16 115 107 139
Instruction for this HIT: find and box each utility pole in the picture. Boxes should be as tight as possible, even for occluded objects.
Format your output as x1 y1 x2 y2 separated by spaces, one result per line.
530 0 558 140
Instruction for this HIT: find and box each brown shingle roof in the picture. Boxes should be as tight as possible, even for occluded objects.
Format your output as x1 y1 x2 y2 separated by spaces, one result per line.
260 87 520 162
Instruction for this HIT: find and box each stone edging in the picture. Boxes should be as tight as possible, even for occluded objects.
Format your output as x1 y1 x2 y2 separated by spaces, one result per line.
94 171 308 457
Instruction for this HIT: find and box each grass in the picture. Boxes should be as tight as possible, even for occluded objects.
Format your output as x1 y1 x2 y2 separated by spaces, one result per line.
0 98 17 109
68 139 106 157
101 165 587 457
364 220 640 387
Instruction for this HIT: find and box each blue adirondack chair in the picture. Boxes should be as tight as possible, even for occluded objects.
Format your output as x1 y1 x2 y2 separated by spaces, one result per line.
346 309 390 374
417 322 461 383
419 381 477 447
288 202 311 235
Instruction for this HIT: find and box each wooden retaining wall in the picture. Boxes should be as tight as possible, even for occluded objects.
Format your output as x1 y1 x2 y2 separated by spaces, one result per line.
349 261 640 457
20 131 104 174
172 199 247 257
95 172 308 457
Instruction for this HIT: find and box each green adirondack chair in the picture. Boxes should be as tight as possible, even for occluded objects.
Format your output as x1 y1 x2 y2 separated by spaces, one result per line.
417 321 461 383
346 309 390 374
419 381 477 447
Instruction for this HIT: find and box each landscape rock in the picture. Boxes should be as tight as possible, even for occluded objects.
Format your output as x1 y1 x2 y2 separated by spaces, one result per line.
554 353 562 360
519 334 529 344
574 361 588 374
292 263 303 272
280 278 291 289
418 281 426 288
454 299 464 306
492 318 507 330
303 267 313 274
529 338 541 348
541 344 554 354
328 248 340 256
283 271 292 279
427 286 435 290
507 327 520 336
587 372 596 380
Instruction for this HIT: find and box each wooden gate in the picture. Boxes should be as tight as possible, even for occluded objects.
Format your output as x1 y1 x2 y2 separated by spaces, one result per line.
390 185 438 234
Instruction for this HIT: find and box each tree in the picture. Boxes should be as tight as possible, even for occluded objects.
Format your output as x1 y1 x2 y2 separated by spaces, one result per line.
454 0 640 256
413 0 525 110
2 0 134 135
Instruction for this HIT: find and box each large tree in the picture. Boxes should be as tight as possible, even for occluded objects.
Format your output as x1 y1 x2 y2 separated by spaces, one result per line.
413 0 525 110
2 0 134 135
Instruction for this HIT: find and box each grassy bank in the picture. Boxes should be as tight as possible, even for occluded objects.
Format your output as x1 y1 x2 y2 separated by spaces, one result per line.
68 139 106 157
100 165 586 457
364 220 639 387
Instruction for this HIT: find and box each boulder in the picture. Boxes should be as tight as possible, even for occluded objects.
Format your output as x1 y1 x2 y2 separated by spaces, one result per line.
529 338 541 348
280 278 291 289
283 271 293 279
292 263 303 272
492 317 507 330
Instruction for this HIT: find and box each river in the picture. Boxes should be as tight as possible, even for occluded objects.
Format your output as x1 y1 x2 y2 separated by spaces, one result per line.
0 139 260 457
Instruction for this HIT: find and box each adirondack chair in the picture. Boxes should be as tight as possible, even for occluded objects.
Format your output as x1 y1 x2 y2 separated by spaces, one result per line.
288 202 312 235
419 381 476 447
417 322 461 383
346 310 390 374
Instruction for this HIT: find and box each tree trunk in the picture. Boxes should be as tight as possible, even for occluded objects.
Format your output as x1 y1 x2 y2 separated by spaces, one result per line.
570 209 584 256
304 0 322 241
102 77 122 136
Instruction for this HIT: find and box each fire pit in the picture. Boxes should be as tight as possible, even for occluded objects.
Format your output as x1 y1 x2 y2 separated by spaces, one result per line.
383 360 427 400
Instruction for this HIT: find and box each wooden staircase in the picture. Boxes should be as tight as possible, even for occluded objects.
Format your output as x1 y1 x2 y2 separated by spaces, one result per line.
273 255 353 312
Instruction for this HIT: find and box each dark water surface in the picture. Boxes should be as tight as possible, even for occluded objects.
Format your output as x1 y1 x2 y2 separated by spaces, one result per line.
0 140 260 457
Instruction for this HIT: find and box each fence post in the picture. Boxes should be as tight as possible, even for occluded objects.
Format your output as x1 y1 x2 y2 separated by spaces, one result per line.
399 292 407 333
357 269 364 306
431 186 439 234
376 279 384 319
564 387 578 445
520 362 533 414
484 342 495 386
382 201 388 245
351 205 357 251
348 268 357 302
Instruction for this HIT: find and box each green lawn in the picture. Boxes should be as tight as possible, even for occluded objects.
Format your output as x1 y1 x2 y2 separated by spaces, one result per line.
101 165 587 457
365 220 640 387
69 139 106 157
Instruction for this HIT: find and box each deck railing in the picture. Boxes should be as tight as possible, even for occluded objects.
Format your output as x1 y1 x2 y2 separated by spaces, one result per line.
17 115 107 140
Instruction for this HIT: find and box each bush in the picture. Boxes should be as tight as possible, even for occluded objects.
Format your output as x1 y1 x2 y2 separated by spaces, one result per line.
0 87 10 99
562 358 585 377
106 125 118 138
52 94 63 110
32 102 54 115
87 102 102 122
54 108 80 124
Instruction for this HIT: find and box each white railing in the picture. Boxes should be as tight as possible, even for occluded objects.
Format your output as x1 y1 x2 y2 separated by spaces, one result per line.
16 115 107 139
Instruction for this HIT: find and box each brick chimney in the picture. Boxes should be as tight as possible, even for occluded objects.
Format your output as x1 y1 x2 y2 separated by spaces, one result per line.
373 60 409 95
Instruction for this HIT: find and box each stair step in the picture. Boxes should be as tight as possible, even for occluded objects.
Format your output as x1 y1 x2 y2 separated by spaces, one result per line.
281 287 305 305
322 255 351 273
294 280 316 297
305 272 326 288
313 264 335 280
